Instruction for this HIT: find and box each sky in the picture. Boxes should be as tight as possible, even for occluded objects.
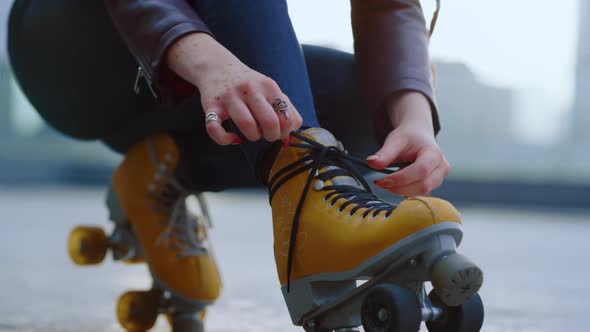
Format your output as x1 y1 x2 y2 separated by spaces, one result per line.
287 0 580 143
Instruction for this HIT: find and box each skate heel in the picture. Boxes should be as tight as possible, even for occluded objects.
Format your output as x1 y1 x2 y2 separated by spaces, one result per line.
282 279 358 327
431 253 483 307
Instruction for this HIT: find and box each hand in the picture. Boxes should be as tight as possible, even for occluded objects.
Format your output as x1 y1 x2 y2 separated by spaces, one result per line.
367 92 450 197
166 33 303 145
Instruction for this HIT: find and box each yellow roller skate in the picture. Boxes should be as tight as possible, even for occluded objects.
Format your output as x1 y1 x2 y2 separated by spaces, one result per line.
68 134 222 331
267 128 484 332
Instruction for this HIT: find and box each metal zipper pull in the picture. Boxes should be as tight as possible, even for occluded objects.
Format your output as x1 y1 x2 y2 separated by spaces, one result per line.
133 66 158 99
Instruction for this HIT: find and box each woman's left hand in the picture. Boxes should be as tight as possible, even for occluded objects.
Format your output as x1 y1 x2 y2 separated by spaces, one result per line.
366 91 450 197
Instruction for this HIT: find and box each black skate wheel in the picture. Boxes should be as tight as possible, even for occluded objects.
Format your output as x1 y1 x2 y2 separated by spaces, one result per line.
426 290 484 332
169 313 205 332
361 284 421 332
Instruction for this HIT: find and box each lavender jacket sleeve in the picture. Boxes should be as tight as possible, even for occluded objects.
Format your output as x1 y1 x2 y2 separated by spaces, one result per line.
352 0 441 143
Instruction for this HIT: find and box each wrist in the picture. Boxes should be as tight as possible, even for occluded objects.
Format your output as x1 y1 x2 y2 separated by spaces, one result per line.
386 91 434 132
166 32 239 89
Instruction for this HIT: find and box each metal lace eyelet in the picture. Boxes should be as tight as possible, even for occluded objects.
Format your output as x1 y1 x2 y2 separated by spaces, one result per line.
348 211 355 217
322 196 328 202
314 180 324 191
337 207 344 213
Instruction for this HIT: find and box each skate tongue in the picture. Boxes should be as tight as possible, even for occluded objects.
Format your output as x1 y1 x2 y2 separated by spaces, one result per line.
298 127 340 148
298 128 362 189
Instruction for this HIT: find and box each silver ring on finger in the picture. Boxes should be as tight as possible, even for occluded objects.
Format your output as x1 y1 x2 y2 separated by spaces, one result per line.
272 98 290 119
205 112 220 125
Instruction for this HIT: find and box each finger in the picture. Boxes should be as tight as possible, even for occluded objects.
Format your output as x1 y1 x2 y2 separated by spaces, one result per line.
246 93 281 142
366 131 408 170
377 147 441 187
383 163 447 197
281 96 303 134
225 95 262 142
292 107 303 132
260 80 296 139
204 107 241 145
442 156 451 176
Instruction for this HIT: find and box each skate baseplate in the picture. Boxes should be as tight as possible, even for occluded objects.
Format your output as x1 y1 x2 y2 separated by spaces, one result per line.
283 223 484 332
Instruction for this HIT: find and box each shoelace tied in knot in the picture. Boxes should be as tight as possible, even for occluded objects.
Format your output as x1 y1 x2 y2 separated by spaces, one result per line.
268 131 406 291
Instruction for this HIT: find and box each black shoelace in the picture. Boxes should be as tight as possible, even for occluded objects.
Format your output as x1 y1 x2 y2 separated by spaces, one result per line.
268 132 406 291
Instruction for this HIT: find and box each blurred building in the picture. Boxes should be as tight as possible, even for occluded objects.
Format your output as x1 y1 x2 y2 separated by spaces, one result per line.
1 1 10 138
0 60 12 138
0 1 9 60
434 61 521 176
571 0 590 143
435 62 514 145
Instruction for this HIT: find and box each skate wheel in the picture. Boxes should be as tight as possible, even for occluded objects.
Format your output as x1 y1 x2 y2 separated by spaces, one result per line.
302 322 332 332
116 290 160 332
168 312 205 332
361 284 421 332
67 226 109 265
165 309 206 327
426 290 484 332
431 253 483 307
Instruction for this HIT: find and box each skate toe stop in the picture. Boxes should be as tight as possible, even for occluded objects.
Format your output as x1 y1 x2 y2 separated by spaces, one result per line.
431 253 483 307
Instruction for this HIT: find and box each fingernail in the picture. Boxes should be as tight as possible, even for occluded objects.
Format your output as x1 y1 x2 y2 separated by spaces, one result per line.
367 155 379 161
283 136 291 148
231 138 243 145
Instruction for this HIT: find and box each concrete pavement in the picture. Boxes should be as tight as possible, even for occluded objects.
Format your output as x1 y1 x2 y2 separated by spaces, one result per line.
0 188 588 331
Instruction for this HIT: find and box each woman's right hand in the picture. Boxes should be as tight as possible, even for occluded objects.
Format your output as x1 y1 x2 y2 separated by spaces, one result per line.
166 32 303 145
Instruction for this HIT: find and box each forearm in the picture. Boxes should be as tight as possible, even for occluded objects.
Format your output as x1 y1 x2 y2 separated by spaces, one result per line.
351 0 439 140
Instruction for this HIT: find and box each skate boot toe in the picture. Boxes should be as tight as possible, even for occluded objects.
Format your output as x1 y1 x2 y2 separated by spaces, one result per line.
268 128 464 286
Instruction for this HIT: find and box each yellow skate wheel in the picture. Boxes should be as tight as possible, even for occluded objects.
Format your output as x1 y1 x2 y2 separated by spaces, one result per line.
67 226 108 265
116 290 160 332
122 256 145 264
